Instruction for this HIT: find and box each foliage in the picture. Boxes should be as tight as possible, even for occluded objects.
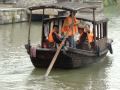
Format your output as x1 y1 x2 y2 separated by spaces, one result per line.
103 0 117 6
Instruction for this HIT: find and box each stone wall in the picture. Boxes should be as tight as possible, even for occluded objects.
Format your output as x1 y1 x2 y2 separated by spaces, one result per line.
16 0 91 8
0 0 104 24
16 0 56 8
0 8 27 24
0 0 16 3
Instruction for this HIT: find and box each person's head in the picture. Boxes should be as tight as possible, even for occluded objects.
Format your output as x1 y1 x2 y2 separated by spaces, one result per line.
69 11 76 17
53 25 59 33
78 27 84 34
84 24 90 33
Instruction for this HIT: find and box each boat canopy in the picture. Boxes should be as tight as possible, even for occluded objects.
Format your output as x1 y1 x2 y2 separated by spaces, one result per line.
28 2 108 22
29 2 97 11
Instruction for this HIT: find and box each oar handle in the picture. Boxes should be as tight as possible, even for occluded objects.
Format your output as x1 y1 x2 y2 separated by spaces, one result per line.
44 37 67 78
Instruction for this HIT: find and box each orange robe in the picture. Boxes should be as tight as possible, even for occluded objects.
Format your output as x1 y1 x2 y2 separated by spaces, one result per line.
48 29 54 42
87 32 94 43
62 16 79 36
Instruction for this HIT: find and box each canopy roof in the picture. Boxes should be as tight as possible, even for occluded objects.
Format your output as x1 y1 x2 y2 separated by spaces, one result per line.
29 2 97 11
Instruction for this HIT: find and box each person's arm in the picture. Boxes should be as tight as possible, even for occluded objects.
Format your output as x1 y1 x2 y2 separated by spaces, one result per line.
79 33 87 43
74 17 80 26
52 32 62 44
63 17 69 27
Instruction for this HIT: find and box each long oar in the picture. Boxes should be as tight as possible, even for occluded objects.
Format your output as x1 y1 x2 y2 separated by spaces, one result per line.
44 12 77 78
44 37 67 78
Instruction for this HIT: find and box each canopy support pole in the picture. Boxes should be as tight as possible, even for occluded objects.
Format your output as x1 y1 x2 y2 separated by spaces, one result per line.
93 8 96 46
41 8 45 47
71 11 75 48
28 10 32 48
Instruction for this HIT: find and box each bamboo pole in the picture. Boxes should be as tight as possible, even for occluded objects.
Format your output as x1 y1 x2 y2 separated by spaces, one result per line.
44 11 75 78
44 37 67 78
28 10 32 48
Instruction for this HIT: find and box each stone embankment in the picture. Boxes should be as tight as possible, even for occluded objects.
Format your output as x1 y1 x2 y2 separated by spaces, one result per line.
0 0 56 24
0 0 104 24
0 8 27 24
16 0 56 8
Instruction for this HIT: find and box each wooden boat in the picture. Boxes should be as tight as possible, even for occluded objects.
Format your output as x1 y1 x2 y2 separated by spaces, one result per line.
25 2 113 69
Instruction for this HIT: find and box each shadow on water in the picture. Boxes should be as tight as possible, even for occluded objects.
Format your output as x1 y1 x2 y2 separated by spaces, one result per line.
25 56 112 90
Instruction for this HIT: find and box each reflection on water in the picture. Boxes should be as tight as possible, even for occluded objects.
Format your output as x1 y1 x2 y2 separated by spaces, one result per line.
0 6 120 90
0 22 42 90
27 56 112 90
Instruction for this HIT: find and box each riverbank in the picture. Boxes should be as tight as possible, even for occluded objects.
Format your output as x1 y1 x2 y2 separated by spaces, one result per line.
0 4 27 24
0 8 27 24
1 1 104 24
0 0 105 24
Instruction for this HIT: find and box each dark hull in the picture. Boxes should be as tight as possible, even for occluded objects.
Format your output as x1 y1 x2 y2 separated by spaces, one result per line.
30 48 108 69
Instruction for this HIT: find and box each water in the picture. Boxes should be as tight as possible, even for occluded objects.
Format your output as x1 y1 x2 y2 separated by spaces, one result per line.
0 6 120 90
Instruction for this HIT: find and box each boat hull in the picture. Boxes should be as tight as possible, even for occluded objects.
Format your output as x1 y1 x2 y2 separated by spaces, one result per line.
29 48 108 69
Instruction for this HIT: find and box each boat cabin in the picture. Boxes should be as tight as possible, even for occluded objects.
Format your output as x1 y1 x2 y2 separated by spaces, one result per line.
29 2 108 53
42 15 108 51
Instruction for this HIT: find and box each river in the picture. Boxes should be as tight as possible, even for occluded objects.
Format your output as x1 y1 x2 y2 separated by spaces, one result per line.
0 6 120 90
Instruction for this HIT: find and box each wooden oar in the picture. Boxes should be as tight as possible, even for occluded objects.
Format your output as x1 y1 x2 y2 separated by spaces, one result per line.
44 37 67 78
44 12 77 78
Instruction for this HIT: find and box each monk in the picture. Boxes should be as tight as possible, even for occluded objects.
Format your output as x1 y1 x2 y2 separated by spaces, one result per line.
61 11 79 48
84 25 94 49
76 27 87 49
48 25 62 48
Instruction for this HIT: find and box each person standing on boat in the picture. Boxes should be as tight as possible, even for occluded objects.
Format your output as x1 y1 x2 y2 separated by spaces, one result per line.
61 11 79 48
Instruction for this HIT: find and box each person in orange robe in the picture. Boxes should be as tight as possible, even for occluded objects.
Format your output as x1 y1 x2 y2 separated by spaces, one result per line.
61 11 79 47
48 25 62 48
85 25 94 49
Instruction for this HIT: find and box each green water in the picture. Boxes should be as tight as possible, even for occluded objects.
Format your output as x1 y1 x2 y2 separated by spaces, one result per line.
0 6 120 90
